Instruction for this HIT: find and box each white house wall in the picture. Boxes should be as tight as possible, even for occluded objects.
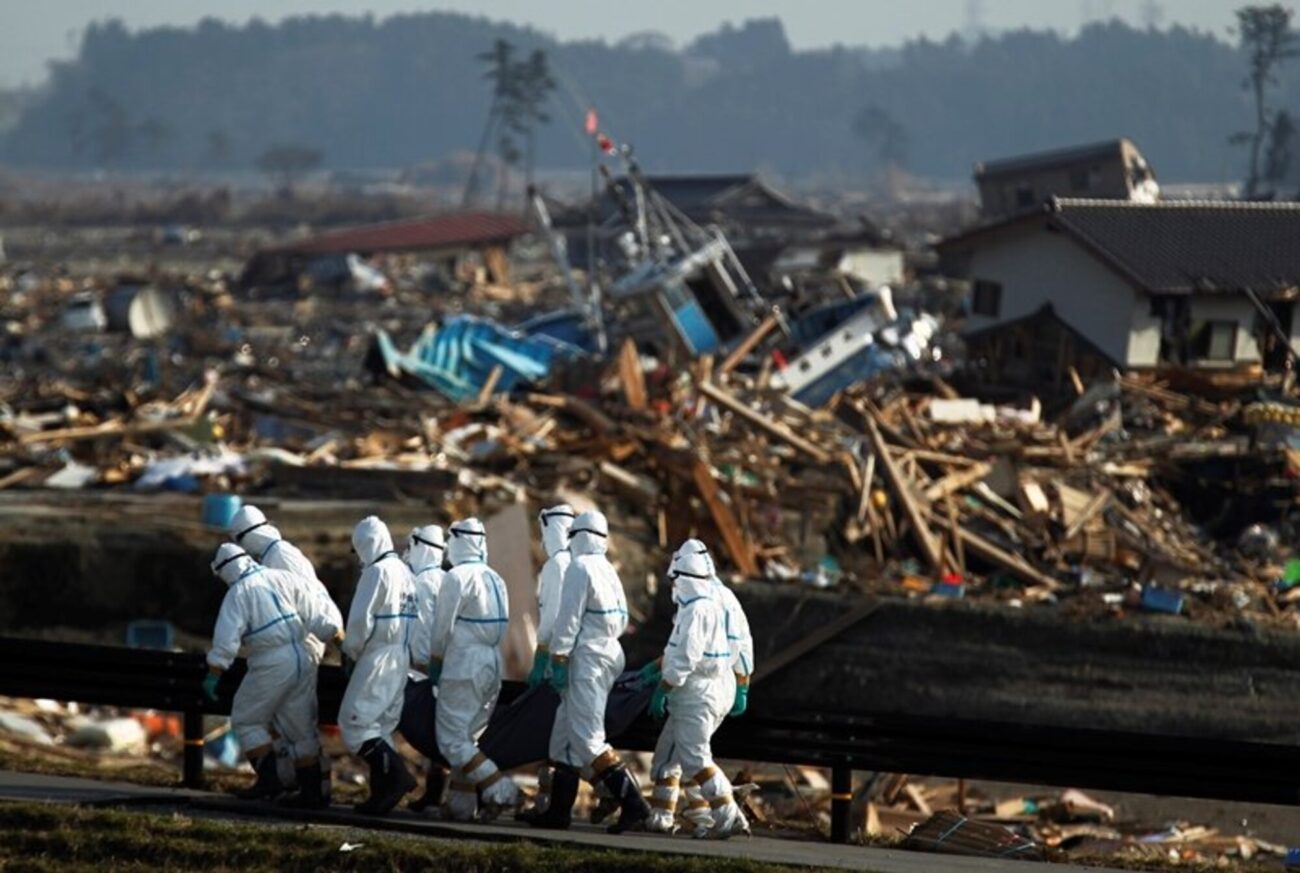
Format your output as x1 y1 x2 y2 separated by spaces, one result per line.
1188 296 1261 363
965 227 1141 366
839 249 905 288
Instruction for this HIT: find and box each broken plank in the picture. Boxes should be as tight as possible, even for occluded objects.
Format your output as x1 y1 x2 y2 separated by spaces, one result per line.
932 515 1063 591
719 312 781 376
698 380 831 463
865 413 943 572
1062 488 1112 542
922 462 991 502
691 459 760 577
617 338 648 411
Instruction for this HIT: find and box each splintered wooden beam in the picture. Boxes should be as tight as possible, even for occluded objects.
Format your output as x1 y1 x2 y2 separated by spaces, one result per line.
931 514 1063 591
692 459 760 577
697 380 831 463
719 312 781 376
1062 488 1112 542
617 338 648 411
864 413 943 572
922 462 991 502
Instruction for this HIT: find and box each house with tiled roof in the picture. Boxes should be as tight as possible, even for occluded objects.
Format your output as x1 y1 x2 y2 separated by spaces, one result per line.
938 198 1300 389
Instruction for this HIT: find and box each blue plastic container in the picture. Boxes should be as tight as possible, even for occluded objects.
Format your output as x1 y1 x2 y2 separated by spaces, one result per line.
201 493 242 529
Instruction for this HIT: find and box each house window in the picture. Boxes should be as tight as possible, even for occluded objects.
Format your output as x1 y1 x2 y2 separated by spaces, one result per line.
972 280 1003 318
1190 320 1238 362
1015 185 1035 208
1070 167 1091 192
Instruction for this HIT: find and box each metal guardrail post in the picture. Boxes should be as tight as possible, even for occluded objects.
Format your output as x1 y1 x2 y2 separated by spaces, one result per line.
830 762 852 844
183 710 204 789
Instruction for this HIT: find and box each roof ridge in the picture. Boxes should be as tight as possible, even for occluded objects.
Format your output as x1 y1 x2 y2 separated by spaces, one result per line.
1051 196 1300 211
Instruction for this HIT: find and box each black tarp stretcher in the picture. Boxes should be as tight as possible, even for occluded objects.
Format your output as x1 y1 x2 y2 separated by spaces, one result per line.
398 670 655 769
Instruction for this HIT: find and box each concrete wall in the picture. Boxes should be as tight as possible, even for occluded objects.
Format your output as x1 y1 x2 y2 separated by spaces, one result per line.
965 225 1142 366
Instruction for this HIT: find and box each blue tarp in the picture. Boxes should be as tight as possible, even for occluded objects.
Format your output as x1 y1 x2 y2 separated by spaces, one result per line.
375 315 587 401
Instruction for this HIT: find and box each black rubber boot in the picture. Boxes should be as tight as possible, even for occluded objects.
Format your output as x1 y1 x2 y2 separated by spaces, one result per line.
234 753 284 801
408 765 448 813
521 764 577 830
355 740 417 816
602 764 651 834
279 761 328 810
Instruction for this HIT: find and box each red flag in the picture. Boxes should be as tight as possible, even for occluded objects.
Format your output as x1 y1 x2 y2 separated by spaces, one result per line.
597 133 615 154
584 108 599 136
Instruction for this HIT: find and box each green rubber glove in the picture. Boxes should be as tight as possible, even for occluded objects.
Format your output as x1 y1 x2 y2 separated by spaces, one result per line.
341 653 355 679
649 684 670 720
428 658 442 684
527 650 549 688
201 671 220 703
550 657 569 691
729 683 749 717
638 660 662 686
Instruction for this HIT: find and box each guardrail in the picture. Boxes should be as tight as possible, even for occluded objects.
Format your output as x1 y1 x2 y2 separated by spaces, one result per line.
1 636 1297 843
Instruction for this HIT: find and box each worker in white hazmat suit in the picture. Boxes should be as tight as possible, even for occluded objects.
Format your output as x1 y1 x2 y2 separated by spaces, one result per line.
228 504 343 805
532 509 650 833
670 539 755 715
516 504 575 825
203 544 341 806
404 523 449 813
643 539 756 832
339 515 418 815
644 548 748 839
428 517 520 821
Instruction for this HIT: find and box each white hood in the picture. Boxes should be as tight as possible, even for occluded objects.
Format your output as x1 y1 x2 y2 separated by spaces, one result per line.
353 515 396 566
670 550 714 604
539 504 575 558
447 517 488 566
229 504 283 559
569 510 609 558
211 543 256 586
408 524 445 573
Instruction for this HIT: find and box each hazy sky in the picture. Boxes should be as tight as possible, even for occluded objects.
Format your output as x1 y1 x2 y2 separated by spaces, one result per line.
0 0 1248 87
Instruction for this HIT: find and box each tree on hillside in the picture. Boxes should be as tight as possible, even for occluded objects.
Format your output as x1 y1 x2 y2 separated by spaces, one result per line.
514 49 557 193
256 144 323 194
853 105 909 172
463 40 557 208
1231 5 1299 197
1264 108 1296 190
69 88 136 167
463 38 518 208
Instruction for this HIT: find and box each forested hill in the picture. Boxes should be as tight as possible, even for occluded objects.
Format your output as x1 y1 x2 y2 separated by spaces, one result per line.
0 12 1282 182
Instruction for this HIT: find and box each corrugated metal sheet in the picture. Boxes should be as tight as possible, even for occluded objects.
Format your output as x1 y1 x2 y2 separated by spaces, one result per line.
270 211 530 255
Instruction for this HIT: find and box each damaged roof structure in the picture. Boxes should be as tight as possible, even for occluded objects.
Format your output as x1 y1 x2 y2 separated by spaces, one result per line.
239 210 531 289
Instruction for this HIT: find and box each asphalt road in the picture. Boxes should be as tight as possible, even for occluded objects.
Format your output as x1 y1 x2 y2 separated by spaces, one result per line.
0 770 1131 873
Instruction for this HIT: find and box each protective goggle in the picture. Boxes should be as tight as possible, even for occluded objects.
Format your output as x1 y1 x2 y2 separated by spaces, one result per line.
412 534 444 550
449 526 485 538
540 509 576 528
669 569 710 581
212 550 250 574
569 527 607 538
234 521 268 543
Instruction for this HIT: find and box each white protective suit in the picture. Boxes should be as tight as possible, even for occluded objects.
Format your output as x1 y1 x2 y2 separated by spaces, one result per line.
230 504 342 664
339 516 417 754
535 505 575 662
647 545 746 836
547 510 629 773
406 524 447 671
207 544 341 761
675 539 754 680
429 518 519 818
